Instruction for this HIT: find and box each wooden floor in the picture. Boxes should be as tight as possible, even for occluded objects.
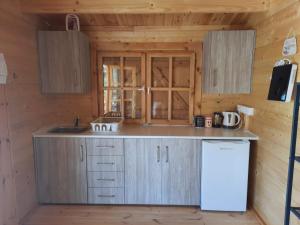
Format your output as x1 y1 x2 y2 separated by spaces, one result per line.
23 205 264 225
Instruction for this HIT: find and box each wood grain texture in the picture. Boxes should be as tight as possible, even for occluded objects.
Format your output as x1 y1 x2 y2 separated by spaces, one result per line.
161 139 201 205
0 0 94 222
88 172 124 188
87 156 124 172
20 0 269 14
86 138 124 156
40 13 253 27
124 139 162 204
124 138 201 205
22 205 264 225
203 30 256 94
38 31 91 94
241 1 300 225
34 137 87 204
88 188 124 204
91 41 241 116
84 25 246 43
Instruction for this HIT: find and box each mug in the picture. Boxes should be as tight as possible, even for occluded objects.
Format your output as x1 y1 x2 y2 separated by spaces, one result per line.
205 116 212 128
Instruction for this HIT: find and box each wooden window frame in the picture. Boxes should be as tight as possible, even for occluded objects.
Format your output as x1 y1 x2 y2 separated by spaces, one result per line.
98 52 146 123
97 51 195 125
146 52 195 125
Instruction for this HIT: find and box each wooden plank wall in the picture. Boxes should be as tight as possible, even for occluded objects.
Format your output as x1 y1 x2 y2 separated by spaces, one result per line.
88 31 245 117
242 0 300 225
0 1 94 224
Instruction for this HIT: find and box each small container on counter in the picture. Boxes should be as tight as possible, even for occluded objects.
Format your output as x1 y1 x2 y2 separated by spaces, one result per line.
194 115 205 128
205 116 213 128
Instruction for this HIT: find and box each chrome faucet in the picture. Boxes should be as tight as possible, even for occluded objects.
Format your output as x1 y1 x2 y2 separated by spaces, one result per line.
74 116 80 127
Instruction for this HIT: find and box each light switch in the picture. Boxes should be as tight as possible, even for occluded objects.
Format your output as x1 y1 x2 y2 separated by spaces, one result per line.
0 53 8 84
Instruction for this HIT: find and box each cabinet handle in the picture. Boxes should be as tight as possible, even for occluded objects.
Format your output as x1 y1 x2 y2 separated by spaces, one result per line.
219 147 233 150
96 178 115 182
157 146 160 162
96 145 115 148
213 69 217 87
97 195 115 198
80 145 84 162
96 162 115 165
166 146 169 163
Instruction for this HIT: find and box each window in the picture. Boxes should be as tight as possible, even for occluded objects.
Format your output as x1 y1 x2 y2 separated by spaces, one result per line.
98 52 195 125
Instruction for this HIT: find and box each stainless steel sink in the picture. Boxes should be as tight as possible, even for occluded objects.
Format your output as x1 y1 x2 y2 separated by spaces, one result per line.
48 126 89 133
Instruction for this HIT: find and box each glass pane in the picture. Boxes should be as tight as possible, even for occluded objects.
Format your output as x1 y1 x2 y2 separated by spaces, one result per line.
172 91 189 120
124 91 142 119
103 57 121 88
103 89 122 115
151 57 169 87
151 91 168 120
124 57 142 87
172 57 190 88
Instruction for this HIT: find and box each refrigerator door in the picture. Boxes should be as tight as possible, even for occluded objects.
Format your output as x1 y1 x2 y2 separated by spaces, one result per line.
201 140 250 211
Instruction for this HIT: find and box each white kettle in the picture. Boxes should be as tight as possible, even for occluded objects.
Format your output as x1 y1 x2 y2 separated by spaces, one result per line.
222 112 241 128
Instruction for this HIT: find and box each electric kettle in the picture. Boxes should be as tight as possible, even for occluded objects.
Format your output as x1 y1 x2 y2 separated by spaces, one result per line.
222 112 241 129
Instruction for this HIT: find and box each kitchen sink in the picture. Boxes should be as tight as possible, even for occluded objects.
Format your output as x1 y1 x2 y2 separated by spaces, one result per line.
48 126 89 133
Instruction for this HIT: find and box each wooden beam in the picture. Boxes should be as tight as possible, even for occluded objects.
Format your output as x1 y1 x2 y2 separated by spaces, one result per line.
20 0 269 14
81 25 246 43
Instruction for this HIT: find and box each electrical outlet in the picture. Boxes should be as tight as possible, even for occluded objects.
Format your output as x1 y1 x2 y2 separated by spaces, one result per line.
237 105 255 116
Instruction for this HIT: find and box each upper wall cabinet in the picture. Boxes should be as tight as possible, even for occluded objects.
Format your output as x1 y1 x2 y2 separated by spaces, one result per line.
203 30 256 94
38 31 91 94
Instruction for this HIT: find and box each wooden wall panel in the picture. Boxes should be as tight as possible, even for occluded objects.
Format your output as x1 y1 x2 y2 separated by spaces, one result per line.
0 0 94 224
83 25 244 43
92 42 223 116
20 0 269 14
242 1 300 225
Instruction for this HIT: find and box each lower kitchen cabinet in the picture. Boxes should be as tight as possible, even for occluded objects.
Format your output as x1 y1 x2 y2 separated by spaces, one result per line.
124 138 201 205
86 138 125 204
124 139 162 204
34 137 200 205
34 137 87 204
88 188 124 204
161 139 201 205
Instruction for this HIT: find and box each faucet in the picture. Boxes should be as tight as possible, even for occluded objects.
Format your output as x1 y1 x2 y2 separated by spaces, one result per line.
74 115 80 127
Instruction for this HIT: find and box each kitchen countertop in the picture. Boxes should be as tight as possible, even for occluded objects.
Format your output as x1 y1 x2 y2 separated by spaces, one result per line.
33 125 258 140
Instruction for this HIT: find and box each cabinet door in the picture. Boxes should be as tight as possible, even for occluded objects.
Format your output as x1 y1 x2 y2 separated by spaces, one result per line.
161 139 200 205
203 30 255 94
34 137 87 203
38 31 90 94
124 139 162 204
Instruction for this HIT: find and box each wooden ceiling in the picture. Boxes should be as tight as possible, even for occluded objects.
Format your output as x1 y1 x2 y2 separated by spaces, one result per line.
41 13 252 27
20 0 269 14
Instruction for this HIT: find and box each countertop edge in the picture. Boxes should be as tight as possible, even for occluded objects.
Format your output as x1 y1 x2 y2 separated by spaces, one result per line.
32 126 259 140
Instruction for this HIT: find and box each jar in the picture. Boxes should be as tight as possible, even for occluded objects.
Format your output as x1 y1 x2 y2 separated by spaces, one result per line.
205 116 212 128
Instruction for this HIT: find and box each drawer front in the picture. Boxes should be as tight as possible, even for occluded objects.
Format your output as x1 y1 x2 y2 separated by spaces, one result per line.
86 138 123 156
88 172 124 188
88 188 124 204
87 156 124 171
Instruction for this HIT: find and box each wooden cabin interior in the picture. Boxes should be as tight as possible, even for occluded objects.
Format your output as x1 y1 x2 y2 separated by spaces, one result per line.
1 1 300 225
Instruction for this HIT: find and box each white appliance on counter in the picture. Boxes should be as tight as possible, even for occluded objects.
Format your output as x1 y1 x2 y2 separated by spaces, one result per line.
201 140 250 212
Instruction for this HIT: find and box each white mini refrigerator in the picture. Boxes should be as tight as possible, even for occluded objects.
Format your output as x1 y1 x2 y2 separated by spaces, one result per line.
201 140 250 212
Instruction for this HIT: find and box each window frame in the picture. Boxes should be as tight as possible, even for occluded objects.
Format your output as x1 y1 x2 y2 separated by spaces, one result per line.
97 51 195 125
98 52 146 123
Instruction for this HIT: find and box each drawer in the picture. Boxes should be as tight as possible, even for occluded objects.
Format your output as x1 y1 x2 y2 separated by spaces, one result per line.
87 156 124 171
88 172 124 188
88 188 124 204
86 138 123 156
